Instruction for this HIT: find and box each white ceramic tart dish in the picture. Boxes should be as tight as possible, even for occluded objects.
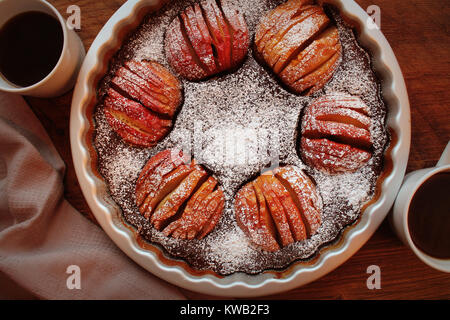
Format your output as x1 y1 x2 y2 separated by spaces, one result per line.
70 0 411 297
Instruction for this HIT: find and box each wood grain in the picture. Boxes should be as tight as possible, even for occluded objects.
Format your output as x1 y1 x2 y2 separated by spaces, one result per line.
25 0 450 299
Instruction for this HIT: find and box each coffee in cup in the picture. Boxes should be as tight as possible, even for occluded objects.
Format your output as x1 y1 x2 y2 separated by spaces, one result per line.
0 0 85 97
407 171 450 260
0 11 64 88
392 142 450 273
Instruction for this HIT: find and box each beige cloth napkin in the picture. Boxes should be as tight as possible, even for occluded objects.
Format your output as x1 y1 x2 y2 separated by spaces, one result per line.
0 92 186 300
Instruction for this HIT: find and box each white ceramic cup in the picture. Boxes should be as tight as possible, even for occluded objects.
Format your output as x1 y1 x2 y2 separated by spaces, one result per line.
392 141 450 273
0 0 85 97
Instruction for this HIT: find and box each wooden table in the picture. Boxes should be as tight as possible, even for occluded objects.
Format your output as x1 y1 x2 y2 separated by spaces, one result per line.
25 0 450 300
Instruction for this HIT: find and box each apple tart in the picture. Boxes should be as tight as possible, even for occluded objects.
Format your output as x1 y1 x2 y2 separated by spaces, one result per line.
93 0 390 275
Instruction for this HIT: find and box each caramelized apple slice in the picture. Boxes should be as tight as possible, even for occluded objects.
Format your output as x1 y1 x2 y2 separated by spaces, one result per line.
235 184 280 252
194 3 221 70
309 110 371 132
252 180 279 250
271 10 330 74
163 176 217 238
280 26 340 87
290 50 340 95
127 60 182 117
201 0 232 71
256 175 294 247
181 6 218 74
274 166 323 236
311 92 371 115
112 61 182 118
136 149 172 190
165 15 209 80
220 0 250 66
302 116 372 150
301 137 372 174
170 188 223 240
135 149 187 206
261 6 321 67
139 163 194 219
135 150 227 240
104 89 172 148
165 0 249 80
151 166 208 230
300 93 373 172
265 174 307 242
254 1 342 95
235 166 324 250
255 0 314 49
197 188 225 239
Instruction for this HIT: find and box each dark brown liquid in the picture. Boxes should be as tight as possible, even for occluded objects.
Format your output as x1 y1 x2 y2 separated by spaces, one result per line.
0 11 64 87
408 172 450 260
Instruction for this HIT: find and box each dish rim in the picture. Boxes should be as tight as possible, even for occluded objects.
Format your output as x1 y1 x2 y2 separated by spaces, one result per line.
70 0 411 297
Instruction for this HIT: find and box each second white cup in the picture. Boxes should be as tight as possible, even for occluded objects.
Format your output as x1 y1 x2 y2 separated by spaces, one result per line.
391 142 450 273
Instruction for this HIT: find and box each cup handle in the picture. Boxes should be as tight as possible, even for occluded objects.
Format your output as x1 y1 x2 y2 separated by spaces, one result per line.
437 141 450 167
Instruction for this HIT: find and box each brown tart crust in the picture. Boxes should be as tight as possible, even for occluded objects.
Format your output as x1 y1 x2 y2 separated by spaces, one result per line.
92 0 391 276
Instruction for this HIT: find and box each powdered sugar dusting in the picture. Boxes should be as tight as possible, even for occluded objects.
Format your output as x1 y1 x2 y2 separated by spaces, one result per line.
92 0 389 275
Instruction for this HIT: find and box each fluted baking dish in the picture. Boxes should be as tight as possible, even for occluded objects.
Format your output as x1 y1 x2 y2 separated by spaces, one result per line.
70 0 410 297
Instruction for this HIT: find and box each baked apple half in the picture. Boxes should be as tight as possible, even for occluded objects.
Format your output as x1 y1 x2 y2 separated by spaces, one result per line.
165 0 250 81
254 0 341 95
104 60 183 147
300 92 373 173
235 166 323 252
135 149 225 240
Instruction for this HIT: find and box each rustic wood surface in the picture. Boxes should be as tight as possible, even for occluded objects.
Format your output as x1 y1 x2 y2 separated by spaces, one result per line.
24 0 450 300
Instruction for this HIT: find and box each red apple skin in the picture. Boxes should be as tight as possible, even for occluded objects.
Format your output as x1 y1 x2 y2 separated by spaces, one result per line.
300 93 373 173
135 149 189 208
220 0 250 67
104 88 172 148
112 60 182 118
274 166 323 237
201 0 232 72
255 0 315 50
165 15 209 81
301 137 372 174
254 0 343 95
181 6 218 75
235 183 280 252
165 0 249 80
